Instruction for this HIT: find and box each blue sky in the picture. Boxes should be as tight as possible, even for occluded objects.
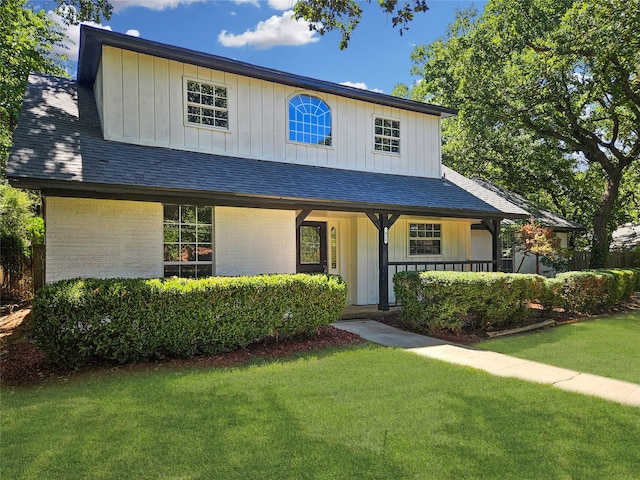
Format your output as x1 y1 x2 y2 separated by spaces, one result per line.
41 0 486 95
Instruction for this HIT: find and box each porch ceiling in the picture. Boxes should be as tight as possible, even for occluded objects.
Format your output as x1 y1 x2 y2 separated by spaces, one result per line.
8 75 525 222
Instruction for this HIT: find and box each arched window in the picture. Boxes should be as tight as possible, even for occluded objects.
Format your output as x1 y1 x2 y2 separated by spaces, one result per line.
288 94 332 146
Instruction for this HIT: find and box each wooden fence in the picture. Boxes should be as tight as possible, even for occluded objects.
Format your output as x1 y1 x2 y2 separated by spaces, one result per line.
569 251 640 270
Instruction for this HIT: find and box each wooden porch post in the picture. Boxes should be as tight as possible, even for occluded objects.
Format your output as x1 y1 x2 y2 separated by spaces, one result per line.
482 219 503 272
367 212 400 311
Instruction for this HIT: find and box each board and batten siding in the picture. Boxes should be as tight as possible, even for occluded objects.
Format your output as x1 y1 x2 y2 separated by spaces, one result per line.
97 45 442 178
352 215 474 305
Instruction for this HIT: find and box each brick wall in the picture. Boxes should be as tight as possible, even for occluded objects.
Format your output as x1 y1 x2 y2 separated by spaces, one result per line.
45 197 163 282
214 206 296 276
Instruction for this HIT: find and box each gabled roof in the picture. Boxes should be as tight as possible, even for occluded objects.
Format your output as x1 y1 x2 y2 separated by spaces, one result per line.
7 75 520 221
77 25 457 119
443 166 584 231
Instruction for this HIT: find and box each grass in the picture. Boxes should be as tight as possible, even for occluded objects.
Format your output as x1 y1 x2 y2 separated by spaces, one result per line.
2 344 640 479
475 311 640 384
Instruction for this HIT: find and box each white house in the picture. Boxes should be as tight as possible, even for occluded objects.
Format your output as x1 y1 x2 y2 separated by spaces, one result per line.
8 26 531 309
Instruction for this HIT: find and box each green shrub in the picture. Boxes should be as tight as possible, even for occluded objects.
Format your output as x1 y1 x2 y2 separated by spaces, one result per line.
393 271 546 333
32 274 347 368
394 268 639 334
549 269 639 313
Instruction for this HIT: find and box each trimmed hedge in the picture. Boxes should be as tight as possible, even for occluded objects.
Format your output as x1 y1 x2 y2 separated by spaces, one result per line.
394 271 546 333
394 268 640 334
546 268 640 313
32 274 347 368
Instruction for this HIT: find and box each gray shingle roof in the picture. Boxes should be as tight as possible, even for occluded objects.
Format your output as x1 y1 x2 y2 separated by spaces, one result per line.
8 75 521 220
442 166 584 231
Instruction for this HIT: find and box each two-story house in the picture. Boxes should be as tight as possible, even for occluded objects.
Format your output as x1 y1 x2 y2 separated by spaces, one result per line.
8 25 528 309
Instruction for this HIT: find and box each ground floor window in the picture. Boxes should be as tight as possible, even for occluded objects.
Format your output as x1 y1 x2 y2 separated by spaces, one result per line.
409 223 441 255
163 204 213 278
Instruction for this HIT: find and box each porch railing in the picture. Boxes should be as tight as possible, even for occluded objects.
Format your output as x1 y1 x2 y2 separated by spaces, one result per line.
389 260 498 276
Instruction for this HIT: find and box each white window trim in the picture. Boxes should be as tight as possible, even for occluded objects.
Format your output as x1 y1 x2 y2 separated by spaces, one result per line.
407 222 443 257
163 204 215 278
373 115 401 155
183 76 231 132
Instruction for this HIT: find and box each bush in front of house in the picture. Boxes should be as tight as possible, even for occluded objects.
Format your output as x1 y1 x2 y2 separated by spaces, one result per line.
545 268 640 313
393 271 546 333
32 274 347 368
394 268 640 334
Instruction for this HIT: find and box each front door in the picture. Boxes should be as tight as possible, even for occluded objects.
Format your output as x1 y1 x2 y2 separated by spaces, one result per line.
297 221 327 273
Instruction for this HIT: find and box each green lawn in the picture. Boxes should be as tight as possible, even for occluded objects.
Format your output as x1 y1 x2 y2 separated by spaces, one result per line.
475 311 640 384
2 344 640 479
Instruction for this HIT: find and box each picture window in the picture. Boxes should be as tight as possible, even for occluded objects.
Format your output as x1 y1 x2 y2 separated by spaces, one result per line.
164 204 213 278
289 94 332 146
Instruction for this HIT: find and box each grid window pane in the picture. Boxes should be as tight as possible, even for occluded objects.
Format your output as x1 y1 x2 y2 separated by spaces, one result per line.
164 205 213 278
288 94 332 146
374 117 400 154
185 80 228 129
409 223 442 255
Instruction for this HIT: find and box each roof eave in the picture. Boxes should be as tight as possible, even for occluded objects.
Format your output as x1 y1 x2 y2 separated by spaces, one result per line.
11 176 514 221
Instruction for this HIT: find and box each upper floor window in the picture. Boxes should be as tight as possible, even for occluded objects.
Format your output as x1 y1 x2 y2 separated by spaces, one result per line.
185 79 228 129
374 117 400 154
409 223 441 255
288 94 332 146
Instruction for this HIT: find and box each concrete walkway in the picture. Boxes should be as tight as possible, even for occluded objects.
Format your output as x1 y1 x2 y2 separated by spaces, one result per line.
333 319 640 408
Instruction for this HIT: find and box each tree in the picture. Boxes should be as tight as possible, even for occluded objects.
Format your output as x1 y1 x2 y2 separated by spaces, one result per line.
1 0 112 176
293 0 428 49
516 219 564 275
404 0 639 268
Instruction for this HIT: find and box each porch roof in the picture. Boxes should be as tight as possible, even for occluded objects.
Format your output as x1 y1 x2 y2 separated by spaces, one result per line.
8 75 524 221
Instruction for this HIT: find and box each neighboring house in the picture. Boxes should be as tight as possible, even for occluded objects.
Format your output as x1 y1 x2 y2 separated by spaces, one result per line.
7 26 529 309
447 172 584 276
610 223 640 251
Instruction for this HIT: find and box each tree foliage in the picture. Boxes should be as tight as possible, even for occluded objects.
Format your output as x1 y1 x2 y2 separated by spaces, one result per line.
293 0 428 49
0 0 112 176
403 0 639 268
517 218 563 275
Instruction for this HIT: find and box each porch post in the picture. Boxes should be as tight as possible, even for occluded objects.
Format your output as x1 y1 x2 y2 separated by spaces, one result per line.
488 219 502 272
365 213 400 311
481 219 502 271
492 220 502 272
378 214 389 311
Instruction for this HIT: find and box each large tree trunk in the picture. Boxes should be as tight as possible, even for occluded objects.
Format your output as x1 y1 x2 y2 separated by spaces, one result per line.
589 173 621 269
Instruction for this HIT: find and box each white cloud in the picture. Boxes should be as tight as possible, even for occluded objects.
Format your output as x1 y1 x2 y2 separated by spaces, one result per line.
48 9 112 61
268 0 297 10
233 0 260 6
109 0 207 11
218 9 319 49
48 8 140 62
233 0 297 9
340 81 384 93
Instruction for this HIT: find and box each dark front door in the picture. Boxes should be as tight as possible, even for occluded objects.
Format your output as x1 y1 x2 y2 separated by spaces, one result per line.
297 221 327 273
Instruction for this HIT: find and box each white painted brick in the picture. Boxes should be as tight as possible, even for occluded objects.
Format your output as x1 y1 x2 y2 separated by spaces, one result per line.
215 207 296 276
45 197 163 282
